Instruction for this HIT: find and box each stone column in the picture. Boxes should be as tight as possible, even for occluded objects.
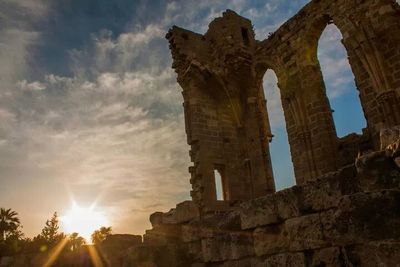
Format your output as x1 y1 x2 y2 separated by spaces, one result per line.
281 66 338 184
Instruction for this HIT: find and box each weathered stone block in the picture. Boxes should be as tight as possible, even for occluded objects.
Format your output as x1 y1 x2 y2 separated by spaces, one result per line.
302 165 359 212
356 151 400 191
240 166 360 231
240 197 278 230
200 210 242 233
143 225 182 246
310 247 344 267
182 224 201 242
275 186 303 220
345 240 400 267
161 209 178 224
149 201 200 228
201 234 229 262
149 212 164 227
201 231 254 262
323 190 400 245
143 230 168 246
229 232 255 259
240 187 302 230
253 225 289 256
175 201 200 223
285 214 328 251
187 241 202 261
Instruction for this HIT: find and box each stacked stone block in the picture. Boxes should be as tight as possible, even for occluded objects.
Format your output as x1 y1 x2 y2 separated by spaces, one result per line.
124 147 399 266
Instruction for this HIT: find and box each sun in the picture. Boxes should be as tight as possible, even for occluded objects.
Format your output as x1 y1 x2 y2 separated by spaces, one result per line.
60 203 109 242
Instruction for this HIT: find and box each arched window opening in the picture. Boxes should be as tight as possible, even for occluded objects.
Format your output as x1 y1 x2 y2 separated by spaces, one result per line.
317 24 366 138
214 168 226 201
263 69 296 191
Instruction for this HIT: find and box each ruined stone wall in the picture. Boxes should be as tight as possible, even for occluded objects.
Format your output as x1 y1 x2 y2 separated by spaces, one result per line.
168 0 400 210
257 0 400 185
167 11 276 211
125 147 400 267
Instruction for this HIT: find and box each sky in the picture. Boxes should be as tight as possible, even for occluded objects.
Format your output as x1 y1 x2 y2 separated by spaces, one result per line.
0 0 373 238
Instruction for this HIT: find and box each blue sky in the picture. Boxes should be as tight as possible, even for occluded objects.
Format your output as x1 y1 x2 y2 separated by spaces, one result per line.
0 0 370 237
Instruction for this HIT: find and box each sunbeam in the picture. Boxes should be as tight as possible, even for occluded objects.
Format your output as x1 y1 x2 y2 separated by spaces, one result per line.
60 202 108 242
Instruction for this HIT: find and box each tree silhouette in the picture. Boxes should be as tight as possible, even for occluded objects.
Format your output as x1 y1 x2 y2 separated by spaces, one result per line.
0 208 24 257
67 232 86 251
40 212 65 246
0 208 21 241
91 226 112 244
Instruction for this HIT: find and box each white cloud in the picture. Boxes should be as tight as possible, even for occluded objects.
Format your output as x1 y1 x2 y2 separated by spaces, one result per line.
90 25 164 74
263 70 286 128
17 80 47 91
318 24 356 99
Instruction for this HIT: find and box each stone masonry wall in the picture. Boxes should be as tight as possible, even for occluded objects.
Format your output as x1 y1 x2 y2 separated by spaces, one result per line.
125 146 400 266
256 0 400 185
167 11 276 211
167 0 400 212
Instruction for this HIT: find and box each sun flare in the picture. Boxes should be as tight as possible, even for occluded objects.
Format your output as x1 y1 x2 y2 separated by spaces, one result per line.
61 203 109 242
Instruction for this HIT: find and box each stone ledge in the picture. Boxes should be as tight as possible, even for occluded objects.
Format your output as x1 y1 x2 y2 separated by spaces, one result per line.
143 224 183 246
150 201 200 227
240 186 303 230
253 190 400 256
240 165 359 230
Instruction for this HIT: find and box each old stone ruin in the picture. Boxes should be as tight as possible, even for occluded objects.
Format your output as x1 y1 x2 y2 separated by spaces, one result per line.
126 0 400 266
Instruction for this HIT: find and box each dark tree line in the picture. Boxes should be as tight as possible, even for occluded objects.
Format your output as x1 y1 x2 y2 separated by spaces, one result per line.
0 208 112 258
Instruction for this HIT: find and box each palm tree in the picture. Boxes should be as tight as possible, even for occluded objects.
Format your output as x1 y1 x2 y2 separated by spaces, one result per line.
0 208 21 241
